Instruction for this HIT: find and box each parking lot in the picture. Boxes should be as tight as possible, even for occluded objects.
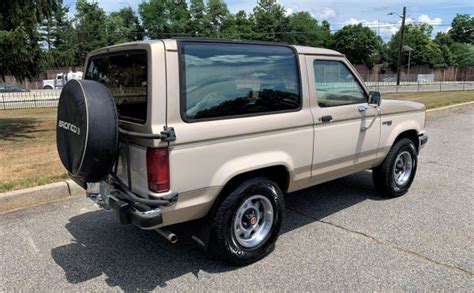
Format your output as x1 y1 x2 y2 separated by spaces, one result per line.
0 105 472 291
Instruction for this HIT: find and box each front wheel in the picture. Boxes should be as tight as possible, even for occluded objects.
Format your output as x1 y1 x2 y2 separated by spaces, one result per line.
210 178 285 266
373 138 418 197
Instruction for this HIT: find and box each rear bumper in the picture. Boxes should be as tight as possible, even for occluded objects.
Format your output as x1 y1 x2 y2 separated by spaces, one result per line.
419 133 428 149
109 194 164 229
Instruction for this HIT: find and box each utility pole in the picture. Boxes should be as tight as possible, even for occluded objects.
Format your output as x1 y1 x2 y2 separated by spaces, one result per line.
396 6 406 86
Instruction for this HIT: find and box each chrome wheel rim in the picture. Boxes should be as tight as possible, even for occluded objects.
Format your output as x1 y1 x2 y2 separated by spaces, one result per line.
393 151 413 186
232 195 274 248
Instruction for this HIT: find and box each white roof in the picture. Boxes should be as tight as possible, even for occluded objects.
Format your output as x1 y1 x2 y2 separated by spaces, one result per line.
292 45 343 56
90 40 344 57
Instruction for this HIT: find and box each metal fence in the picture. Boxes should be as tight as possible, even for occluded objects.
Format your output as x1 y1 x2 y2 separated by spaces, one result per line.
1 82 473 111
366 81 474 93
0 90 60 110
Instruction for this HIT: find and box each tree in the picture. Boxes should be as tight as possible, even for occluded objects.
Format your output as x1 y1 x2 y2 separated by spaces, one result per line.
205 0 232 38
74 0 108 64
253 0 288 42
318 20 332 48
139 0 167 39
167 0 190 37
189 0 208 37
106 7 144 45
434 31 453 46
39 10 58 51
233 10 256 40
0 0 57 81
450 42 474 67
449 14 474 44
387 24 439 68
332 24 383 69
43 3 79 68
287 12 331 47
139 0 190 39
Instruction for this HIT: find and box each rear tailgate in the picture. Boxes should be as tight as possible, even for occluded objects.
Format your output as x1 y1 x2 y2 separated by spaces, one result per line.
84 41 168 197
116 144 149 196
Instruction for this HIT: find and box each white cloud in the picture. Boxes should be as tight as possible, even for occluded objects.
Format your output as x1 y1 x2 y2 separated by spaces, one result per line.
342 18 400 40
315 7 336 20
417 14 442 26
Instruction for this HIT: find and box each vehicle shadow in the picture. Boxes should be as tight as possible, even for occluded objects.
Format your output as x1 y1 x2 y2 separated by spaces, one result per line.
0 118 43 141
51 170 386 290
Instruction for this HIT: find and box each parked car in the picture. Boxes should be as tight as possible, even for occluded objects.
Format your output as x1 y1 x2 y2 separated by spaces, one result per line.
0 83 30 93
56 39 428 265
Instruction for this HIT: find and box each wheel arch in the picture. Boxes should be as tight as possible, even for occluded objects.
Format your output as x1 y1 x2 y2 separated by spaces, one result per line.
217 165 290 201
393 129 419 152
190 164 290 250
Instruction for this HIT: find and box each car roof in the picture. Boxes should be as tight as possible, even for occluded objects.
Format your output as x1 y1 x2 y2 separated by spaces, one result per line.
90 39 344 57
291 45 343 56
166 39 344 56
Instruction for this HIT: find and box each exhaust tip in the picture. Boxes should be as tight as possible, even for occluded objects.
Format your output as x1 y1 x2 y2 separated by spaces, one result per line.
169 234 178 244
156 228 178 244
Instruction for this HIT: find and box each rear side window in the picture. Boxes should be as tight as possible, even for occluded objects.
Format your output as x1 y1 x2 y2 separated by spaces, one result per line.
85 51 148 124
180 42 301 121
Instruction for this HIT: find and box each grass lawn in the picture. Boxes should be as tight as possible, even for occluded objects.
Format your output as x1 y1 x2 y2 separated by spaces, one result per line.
384 90 474 109
0 90 473 192
0 108 67 192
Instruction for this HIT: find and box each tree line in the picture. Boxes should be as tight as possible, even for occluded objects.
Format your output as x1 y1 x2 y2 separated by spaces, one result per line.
1 0 473 81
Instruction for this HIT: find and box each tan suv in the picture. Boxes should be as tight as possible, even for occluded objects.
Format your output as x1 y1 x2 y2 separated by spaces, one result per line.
56 39 428 265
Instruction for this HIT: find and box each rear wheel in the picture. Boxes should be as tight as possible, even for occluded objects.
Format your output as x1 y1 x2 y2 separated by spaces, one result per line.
210 178 285 265
373 138 418 197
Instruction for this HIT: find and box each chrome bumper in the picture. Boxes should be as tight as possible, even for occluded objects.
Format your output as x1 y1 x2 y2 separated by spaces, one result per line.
419 133 428 149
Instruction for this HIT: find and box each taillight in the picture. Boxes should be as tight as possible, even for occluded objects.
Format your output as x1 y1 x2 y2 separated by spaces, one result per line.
146 147 170 193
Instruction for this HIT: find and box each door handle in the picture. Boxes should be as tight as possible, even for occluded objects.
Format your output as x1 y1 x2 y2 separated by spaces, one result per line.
320 115 333 123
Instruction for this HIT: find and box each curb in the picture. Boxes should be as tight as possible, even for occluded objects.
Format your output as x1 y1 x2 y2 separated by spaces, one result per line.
0 180 84 213
427 101 474 114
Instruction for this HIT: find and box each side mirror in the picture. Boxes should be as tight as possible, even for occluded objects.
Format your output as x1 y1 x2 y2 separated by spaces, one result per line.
369 91 381 106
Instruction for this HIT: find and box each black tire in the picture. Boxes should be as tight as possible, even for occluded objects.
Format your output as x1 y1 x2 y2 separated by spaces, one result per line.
43 86 53 90
210 178 285 266
373 138 418 197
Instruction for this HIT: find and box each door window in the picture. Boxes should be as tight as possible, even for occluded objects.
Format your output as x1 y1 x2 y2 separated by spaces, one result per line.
314 60 367 107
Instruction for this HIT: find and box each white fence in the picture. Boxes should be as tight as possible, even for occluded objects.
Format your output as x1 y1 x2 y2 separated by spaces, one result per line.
1 82 473 110
366 81 474 93
0 90 61 110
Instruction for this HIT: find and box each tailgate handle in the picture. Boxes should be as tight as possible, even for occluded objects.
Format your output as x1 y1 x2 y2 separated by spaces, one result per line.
118 126 176 142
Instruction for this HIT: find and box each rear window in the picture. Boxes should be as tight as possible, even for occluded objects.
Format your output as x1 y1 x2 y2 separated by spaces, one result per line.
85 50 148 124
180 42 301 121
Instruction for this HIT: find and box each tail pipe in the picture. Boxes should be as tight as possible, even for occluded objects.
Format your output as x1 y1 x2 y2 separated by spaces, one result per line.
155 228 178 244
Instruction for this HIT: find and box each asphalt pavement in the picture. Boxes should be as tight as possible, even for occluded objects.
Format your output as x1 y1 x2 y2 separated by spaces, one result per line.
1 105 473 291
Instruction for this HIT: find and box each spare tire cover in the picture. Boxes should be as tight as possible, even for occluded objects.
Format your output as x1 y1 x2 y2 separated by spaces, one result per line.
56 79 118 182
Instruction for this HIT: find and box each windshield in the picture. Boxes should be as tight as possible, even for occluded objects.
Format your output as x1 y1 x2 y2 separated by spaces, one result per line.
85 50 148 124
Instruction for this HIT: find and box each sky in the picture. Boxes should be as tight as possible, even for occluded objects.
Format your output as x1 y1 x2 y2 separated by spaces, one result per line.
63 0 474 41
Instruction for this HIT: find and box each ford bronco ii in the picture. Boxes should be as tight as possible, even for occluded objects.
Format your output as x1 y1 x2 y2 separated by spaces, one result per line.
56 39 428 265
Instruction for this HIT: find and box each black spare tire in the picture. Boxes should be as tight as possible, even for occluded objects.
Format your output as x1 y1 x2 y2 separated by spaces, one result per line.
56 79 118 183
